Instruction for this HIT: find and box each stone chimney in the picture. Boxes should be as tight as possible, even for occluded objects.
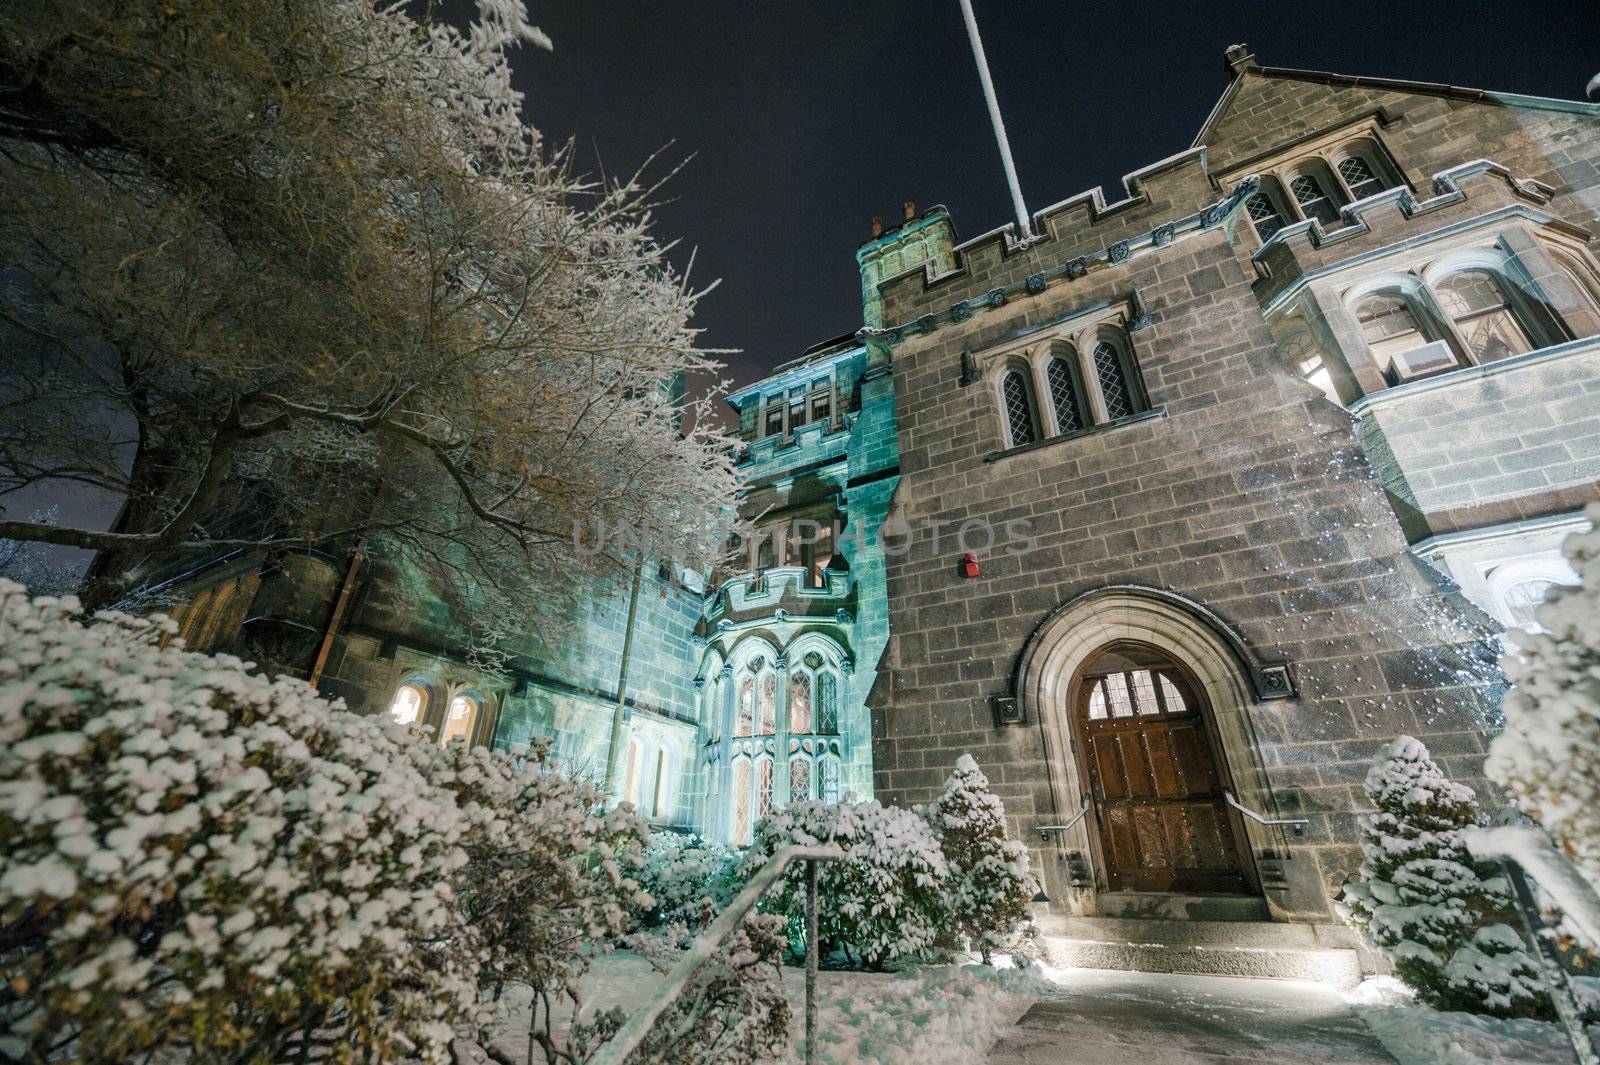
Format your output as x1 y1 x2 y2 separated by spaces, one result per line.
870 216 883 238
902 201 917 222
1224 44 1256 75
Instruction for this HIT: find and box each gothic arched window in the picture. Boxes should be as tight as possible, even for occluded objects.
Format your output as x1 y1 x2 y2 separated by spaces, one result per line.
1245 178 1291 242
789 669 813 733
1000 368 1037 447
1435 270 1533 362
1046 350 1088 434
736 676 754 737
623 735 646 808
652 748 673 819
1336 152 1385 200
1287 165 1342 227
820 757 842 804
756 756 774 820
758 672 777 735
388 683 425 726
440 693 481 747
789 754 813 802
1091 334 1140 421
731 758 753 845
818 671 839 734
1354 290 1445 379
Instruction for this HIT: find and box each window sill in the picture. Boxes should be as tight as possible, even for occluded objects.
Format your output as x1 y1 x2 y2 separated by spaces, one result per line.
983 407 1167 463
1348 334 1599 416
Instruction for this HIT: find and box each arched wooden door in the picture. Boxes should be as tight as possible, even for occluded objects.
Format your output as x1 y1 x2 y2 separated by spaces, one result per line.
1076 644 1248 893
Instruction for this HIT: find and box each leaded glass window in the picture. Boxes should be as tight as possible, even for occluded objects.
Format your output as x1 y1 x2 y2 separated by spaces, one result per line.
820 757 841 804
1436 271 1532 362
1355 292 1432 371
1289 171 1340 226
1337 154 1384 199
756 757 774 819
736 677 754 737
1001 370 1036 447
1046 355 1086 433
789 755 813 802
789 670 812 733
759 673 776 734
1093 339 1135 420
818 671 838 734
731 759 752 845
1245 192 1287 241
440 694 479 746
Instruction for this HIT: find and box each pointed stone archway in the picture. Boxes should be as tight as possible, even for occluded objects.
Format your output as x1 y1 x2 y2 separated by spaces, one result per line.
1014 586 1305 918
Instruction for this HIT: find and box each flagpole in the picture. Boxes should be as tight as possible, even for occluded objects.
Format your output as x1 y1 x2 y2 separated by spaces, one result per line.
956 0 1033 241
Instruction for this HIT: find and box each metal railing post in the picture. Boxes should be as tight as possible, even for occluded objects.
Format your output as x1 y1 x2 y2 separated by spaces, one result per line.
1502 860 1600 1065
587 843 844 1065
805 857 819 1065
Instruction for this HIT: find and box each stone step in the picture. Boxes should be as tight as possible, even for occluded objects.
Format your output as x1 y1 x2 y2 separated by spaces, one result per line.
1088 891 1270 922
1035 914 1359 950
1039 931 1363 988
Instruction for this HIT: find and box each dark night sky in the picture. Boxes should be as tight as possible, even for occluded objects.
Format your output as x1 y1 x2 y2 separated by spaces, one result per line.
515 0 1598 403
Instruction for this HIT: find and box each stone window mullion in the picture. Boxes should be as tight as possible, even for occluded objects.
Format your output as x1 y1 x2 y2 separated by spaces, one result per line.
716 665 735 841
1074 326 1111 422
774 655 792 806
1030 350 1060 437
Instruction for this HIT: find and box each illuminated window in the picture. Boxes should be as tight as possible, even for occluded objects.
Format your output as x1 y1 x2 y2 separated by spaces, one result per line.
389 684 425 726
759 673 777 734
1355 291 1442 377
736 676 754 737
652 748 673 819
731 758 752 845
789 755 813 802
820 757 841 804
756 757 774 820
623 735 645 808
789 670 813 733
440 693 480 747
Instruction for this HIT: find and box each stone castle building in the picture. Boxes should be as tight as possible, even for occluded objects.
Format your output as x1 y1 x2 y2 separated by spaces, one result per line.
157 48 1600 978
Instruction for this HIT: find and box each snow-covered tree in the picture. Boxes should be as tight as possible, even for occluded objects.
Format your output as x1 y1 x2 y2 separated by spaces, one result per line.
1488 503 1600 888
921 755 1036 964
745 800 948 970
634 833 740 929
0 0 741 651
1340 735 1551 1019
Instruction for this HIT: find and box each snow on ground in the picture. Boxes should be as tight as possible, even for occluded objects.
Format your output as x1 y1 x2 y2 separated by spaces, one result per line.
475 953 1600 1065
479 950 1046 1065
1346 976 1600 1065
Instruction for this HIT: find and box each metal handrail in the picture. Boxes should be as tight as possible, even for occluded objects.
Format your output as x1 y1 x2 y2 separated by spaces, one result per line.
588 843 845 1065
1038 797 1092 841
1224 791 1308 837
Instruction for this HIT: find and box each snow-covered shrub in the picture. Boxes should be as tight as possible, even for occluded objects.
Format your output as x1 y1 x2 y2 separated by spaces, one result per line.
0 582 654 1063
746 800 948 970
1488 503 1600 888
634 832 740 929
1339 735 1551 1019
428 739 650 1010
0 583 475 1061
921 755 1037 964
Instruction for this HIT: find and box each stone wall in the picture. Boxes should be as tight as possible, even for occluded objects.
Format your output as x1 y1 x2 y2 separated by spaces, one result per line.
869 188 1503 919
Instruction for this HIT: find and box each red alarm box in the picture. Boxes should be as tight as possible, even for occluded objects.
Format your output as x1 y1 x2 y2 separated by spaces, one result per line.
959 552 980 578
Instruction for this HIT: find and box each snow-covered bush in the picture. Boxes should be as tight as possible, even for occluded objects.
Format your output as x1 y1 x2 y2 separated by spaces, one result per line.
0 583 475 1061
429 739 650 1013
0 582 654 1063
1340 735 1551 1019
746 800 948 970
921 756 1037 964
634 833 740 929
1488 503 1600 888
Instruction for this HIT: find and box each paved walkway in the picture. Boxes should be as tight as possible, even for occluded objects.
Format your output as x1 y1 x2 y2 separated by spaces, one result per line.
989 968 1398 1065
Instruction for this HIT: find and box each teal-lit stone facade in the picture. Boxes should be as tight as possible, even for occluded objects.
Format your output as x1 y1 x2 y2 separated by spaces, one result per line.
689 335 900 842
